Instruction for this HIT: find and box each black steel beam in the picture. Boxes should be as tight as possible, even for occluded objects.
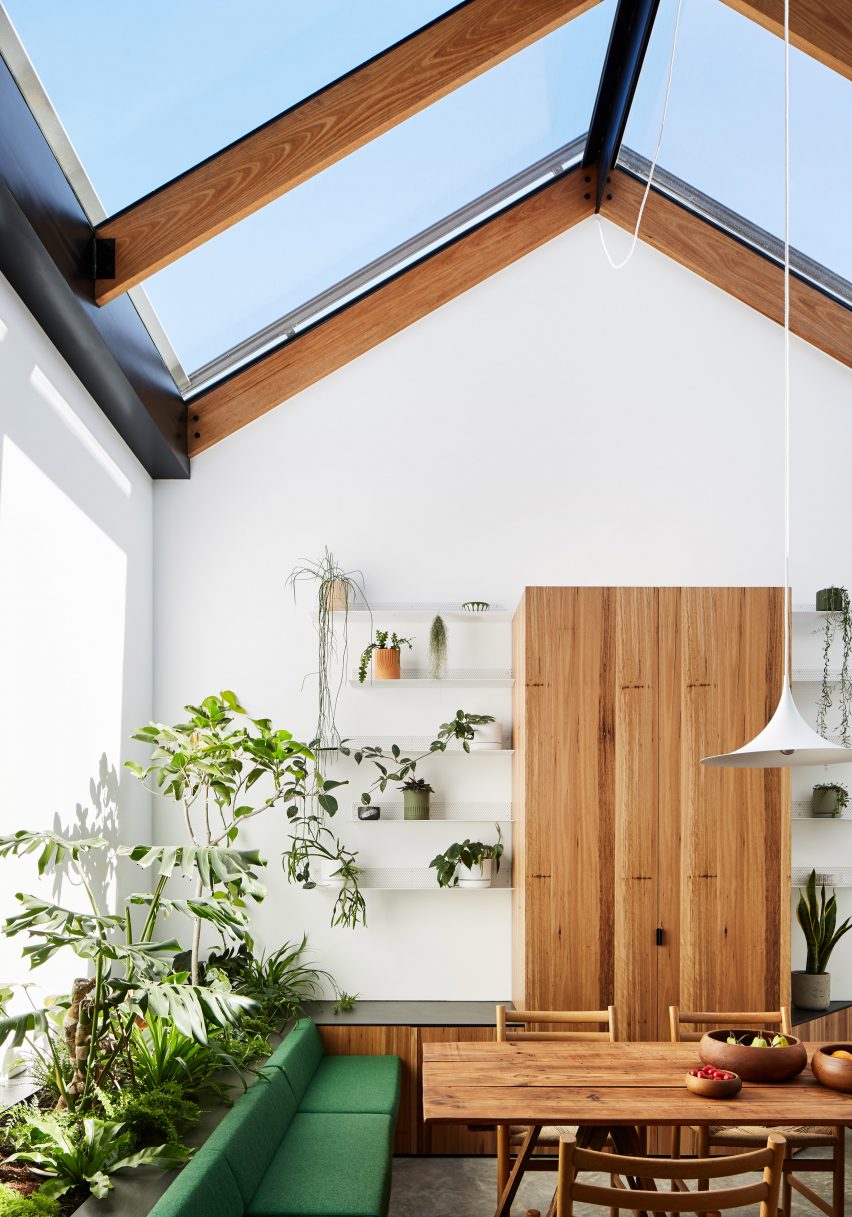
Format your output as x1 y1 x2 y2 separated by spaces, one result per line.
0 54 188 478
582 0 661 212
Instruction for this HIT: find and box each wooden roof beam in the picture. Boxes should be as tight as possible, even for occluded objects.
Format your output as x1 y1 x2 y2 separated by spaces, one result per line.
720 0 852 81
94 0 602 305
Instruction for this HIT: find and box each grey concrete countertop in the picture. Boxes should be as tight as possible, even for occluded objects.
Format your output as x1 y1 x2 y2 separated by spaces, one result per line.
302 1000 508 1026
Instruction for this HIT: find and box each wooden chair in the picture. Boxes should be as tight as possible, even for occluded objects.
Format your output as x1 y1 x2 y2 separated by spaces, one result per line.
670 1005 845 1217
495 1005 618 1198
555 1130 786 1217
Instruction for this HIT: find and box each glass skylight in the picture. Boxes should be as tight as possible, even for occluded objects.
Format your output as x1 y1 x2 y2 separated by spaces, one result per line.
624 0 852 284
2 0 462 213
141 1 615 380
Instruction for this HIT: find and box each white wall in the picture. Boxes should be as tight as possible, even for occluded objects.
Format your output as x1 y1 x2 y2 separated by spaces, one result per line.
0 272 153 1001
154 218 852 1001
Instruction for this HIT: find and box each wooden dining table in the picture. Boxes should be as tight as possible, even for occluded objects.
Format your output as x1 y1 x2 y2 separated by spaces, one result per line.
422 1040 852 1217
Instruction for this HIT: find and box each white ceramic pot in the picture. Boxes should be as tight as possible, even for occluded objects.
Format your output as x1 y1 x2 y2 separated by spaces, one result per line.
791 970 830 1010
457 859 493 889
467 722 504 751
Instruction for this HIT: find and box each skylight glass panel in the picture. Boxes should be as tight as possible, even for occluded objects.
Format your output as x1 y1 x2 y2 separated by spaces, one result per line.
141 1 615 379
624 0 852 284
2 0 461 213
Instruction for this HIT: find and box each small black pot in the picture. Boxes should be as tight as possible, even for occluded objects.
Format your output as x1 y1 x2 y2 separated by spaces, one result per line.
357 805 381 821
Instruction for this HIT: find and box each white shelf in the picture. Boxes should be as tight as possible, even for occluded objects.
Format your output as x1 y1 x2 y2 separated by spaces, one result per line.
792 669 849 682
350 670 513 688
792 799 852 820
318 865 512 891
314 604 510 623
792 867 852 888
334 735 513 754
351 801 512 822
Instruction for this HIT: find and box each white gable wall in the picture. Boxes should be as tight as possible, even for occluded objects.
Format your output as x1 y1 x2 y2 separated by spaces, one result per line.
153 217 852 1000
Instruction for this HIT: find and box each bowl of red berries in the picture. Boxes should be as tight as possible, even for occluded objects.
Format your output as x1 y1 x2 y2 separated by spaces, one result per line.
685 1064 742 1098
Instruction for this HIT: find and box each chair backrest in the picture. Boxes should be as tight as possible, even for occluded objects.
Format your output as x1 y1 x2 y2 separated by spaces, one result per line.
496 1005 618 1042
669 1005 793 1043
556 1132 786 1217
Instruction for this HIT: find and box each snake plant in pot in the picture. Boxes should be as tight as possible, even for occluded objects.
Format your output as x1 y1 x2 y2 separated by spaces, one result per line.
793 869 852 1010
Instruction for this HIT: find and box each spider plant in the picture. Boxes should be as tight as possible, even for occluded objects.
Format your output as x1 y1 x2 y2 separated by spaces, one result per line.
206 937 333 1022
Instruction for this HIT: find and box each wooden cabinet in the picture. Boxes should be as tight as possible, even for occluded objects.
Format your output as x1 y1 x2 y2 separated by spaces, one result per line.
512 587 790 1040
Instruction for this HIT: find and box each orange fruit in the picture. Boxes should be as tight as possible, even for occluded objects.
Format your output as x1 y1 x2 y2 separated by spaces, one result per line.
830 1049 852 1060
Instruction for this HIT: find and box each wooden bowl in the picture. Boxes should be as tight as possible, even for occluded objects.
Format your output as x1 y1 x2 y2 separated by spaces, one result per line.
812 1045 852 1093
685 1071 742 1099
699 1029 807 1082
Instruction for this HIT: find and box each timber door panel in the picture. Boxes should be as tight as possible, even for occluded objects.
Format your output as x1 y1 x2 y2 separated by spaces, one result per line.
659 588 790 1017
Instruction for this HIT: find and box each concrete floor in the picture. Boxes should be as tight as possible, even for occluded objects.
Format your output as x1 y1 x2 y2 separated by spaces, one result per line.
389 1143 851 1217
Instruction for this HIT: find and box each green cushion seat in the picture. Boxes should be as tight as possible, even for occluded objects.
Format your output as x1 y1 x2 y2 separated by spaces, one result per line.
298 1055 401 1119
247 1112 395 1217
148 1152 243 1217
266 1018 325 1104
205 1071 298 1203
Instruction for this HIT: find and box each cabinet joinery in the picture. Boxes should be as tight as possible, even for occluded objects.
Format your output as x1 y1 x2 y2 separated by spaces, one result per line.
512 586 790 1040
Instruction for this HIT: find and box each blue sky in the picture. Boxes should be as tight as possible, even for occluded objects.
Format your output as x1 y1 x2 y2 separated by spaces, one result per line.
5 0 850 374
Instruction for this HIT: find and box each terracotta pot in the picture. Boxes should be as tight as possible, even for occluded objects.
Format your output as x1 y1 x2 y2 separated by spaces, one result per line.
699 1028 807 1082
791 970 831 1011
403 791 430 820
457 859 493 889
811 1045 852 1092
322 579 350 612
373 647 400 680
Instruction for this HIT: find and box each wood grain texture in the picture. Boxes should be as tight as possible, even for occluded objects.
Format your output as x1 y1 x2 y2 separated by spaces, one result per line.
94 0 600 302
317 1024 418 1153
421 1040 846 1126
792 1006 852 1042
512 595 527 1009
417 1026 497 1155
661 589 790 1017
189 170 592 454
601 172 852 372
719 0 852 81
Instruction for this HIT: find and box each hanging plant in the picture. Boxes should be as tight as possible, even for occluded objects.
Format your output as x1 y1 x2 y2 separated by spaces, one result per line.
815 586 852 746
286 549 369 749
429 614 448 678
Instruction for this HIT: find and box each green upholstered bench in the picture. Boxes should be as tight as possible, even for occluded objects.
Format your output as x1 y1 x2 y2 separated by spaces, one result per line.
148 1018 401 1217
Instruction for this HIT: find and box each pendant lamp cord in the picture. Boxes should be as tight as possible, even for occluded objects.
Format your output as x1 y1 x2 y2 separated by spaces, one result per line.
783 0 791 683
596 0 685 269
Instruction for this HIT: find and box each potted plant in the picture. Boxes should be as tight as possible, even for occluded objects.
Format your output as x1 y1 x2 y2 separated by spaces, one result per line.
793 869 852 1010
430 825 504 889
817 587 849 611
429 615 447 679
400 777 433 820
358 630 413 682
812 782 849 818
815 585 852 746
286 549 369 747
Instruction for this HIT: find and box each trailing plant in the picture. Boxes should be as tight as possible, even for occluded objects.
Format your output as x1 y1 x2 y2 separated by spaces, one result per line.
358 631 413 683
399 778 434 794
813 782 849 810
114 1081 200 1149
796 869 852 974
333 991 358 1014
815 587 852 746
286 549 369 748
4 1113 187 1200
430 825 504 889
0 1184 59 1217
343 710 495 806
125 690 318 983
429 615 448 679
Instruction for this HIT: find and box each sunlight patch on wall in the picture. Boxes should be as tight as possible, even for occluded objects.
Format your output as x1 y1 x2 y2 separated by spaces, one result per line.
30 365 132 496
0 437 128 1002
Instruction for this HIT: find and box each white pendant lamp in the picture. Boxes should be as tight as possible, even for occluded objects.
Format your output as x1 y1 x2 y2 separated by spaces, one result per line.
702 0 852 770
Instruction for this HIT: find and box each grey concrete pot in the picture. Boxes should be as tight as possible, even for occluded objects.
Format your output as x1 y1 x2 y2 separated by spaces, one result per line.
791 970 831 1010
